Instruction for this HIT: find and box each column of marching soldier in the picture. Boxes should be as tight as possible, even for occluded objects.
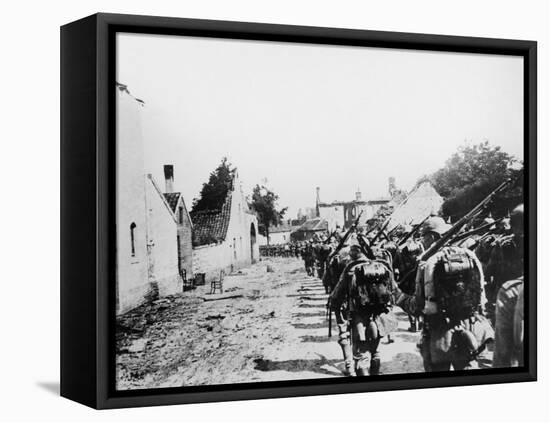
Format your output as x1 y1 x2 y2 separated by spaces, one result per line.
295 181 524 377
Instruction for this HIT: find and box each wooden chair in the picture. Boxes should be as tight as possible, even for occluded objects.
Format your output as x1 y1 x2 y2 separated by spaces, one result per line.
210 269 225 294
180 268 194 291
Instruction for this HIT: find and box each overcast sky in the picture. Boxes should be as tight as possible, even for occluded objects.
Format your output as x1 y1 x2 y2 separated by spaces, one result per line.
117 33 523 218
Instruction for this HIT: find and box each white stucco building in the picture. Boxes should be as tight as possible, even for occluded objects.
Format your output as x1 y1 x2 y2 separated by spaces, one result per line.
387 181 444 227
115 84 190 315
316 187 390 231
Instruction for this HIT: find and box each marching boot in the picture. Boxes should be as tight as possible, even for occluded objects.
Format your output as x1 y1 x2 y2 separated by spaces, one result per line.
338 337 355 376
356 366 369 377
370 357 381 375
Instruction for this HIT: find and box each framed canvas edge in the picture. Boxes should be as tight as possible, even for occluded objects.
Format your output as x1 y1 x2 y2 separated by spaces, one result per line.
61 12 537 409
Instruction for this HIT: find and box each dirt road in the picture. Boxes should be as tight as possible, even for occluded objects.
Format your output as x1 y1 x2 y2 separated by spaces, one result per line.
116 257 423 390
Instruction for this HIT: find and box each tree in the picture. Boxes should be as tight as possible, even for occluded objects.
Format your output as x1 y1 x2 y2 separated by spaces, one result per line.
191 157 236 213
250 184 288 245
427 141 523 219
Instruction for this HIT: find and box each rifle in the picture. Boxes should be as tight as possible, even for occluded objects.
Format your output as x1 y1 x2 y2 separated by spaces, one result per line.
420 178 516 262
327 210 364 260
387 225 401 238
397 178 516 286
357 232 376 260
327 299 333 337
371 216 392 245
398 214 431 246
448 216 505 245
323 230 337 245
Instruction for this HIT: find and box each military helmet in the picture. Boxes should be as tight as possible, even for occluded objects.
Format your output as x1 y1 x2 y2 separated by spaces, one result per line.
421 216 451 236
510 204 524 232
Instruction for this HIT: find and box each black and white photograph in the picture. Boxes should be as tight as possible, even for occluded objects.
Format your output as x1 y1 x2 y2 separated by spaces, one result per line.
113 31 527 391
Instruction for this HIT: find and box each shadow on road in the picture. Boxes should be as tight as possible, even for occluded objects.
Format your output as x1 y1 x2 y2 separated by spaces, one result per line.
297 303 325 309
380 352 423 374
393 332 419 343
299 335 333 343
292 322 328 330
292 311 326 318
254 354 342 376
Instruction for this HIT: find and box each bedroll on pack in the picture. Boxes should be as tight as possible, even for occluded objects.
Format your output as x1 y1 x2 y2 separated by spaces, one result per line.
422 247 483 320
352 261 393 309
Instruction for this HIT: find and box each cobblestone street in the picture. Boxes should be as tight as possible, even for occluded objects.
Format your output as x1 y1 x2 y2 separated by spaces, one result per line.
116 257 424 389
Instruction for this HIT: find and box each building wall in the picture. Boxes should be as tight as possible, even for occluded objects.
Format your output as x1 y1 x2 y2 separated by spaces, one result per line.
175 198 194 278
319 204 345 231
115 89 150 315
388 182 443 227
145 176 181 298
225 175 259 269
320 202 385 231
192 243 231 281
268 231 292 244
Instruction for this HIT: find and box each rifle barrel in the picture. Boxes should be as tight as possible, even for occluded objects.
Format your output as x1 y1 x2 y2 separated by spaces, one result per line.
420 178 514 262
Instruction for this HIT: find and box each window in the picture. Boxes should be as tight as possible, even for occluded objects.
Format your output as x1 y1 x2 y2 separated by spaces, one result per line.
178 206 184 224
130 222 137 257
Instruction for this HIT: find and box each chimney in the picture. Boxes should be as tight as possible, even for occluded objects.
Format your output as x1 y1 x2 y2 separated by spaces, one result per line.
388 176 396 196
355 188 362 201
164 164 174 193
315 187 321 217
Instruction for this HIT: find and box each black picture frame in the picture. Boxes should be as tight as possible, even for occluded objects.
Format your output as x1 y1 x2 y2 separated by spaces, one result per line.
60 12 537 409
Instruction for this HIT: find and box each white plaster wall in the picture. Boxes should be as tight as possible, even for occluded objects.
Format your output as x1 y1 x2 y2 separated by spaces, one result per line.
145 177 181 297
192 243 231 282
115 90 149 315
357 204 375 224
319 205 344 231
268 231 292 244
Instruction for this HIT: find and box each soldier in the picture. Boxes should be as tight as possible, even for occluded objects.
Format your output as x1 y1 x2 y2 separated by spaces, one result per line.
493 204 524 368
484 205 524 324
394 238 425 332
394 216 494 371
302 241 315 276
329 243 397 376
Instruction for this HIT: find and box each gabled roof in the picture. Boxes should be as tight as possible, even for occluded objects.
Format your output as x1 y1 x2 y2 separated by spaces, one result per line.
163 192 181 212
295 218 328 232
146 174 178 223
270 221 297 234
163 192 193 228
191 194 232 246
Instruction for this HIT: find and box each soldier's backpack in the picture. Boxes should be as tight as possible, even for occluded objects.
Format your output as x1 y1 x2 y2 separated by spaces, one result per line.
351 260 393 311
422 246 483 321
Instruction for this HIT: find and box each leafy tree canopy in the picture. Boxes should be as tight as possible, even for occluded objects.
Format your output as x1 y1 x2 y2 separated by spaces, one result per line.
426 141 523 219
250 184 288 242
192 157 236 213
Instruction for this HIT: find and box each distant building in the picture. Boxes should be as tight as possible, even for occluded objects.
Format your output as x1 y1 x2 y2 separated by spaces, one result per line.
258 220 301 245
191 172 260 282
316 186 391 231
291 217 329 241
